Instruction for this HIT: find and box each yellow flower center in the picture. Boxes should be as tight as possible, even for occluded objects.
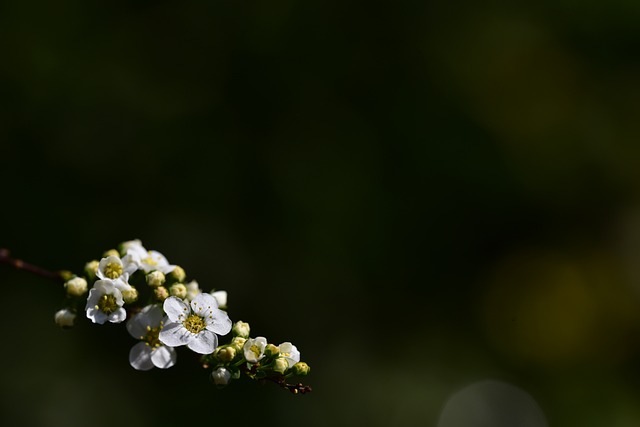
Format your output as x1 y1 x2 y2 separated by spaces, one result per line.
104 262 123 279
143 252 158 267
97 294 118 314
141 323 163 348
183 314 206 334
249 345 262 359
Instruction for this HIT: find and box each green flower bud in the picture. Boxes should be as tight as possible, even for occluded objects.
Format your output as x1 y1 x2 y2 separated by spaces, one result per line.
265 343 279 358
64 277 88 297
59 270 74 282
103 249 119 258
154 286 169 301
273 357 289 374
232 321 250 338
217 346 236 363
170 266 186 283
84 260 99 281
292 362 310 376
146 271 166 288
230 337 247 352
169 283 187 299
122 287 139 304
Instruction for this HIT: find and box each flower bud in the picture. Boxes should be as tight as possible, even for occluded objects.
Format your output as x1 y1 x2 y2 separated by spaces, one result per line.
154 286 169 301
265 343 279 358
273 357 289 374
230 337 246 352
232 321 250 338
169 283 187 299
211 290 227 309
122 287 138 304
84 260 99 281
211 367 231 386
292 362 310 376
217 346 236 363
186 280 201 301
60 270 74 281
103 249 119 258
54 309 76 328
170 266 186 283
146 271 166 288
64 277 88 297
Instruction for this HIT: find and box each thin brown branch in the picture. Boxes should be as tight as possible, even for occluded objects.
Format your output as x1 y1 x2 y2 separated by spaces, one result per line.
0 248 65 283
266 376 313 395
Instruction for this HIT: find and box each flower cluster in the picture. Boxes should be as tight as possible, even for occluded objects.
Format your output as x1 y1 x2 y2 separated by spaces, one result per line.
54 239 311 393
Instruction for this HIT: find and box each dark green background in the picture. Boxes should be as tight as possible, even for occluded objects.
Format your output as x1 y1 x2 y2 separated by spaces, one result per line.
2 1 640 426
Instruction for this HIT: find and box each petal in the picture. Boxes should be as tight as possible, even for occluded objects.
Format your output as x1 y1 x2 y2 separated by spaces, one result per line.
86 307 108 324
163 297 189 323
151 346 177 369
191 293 218 317
126 314 147 339
159 322 191 347
186 330 217 354
108 308 127 323
205 308 232 336
129 342 154 371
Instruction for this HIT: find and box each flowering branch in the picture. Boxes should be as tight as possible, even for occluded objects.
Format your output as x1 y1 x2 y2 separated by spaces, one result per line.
0 241 312 394
0 248 65 283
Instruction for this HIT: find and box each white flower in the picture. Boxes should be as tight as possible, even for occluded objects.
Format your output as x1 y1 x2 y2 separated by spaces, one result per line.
211 290 227 309
97 255 137 282
278 342 301 368
185 280 201 301
126 304 176 371
243 337 267 363
122 240 176 274
211 367 231 385
54 309 76 328
64 277 88 297
121 239 147 260
85 279 127 324
159 293 232 354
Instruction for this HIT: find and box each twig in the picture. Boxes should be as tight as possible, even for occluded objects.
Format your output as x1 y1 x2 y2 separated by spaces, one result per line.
266 376 313 395
0 248 65 283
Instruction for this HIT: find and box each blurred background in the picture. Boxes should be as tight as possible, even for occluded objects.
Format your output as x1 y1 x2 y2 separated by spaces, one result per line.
2 0 640 426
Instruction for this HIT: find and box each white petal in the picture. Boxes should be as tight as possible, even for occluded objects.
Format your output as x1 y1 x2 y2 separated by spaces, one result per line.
126 314 147 339
129 342 154 371
206 308 232 336
191 293 217 318
108 308 127 323
163 297 189 323
159 322 191 347
151 346 177 369
86 307 107 324
186 330 217 354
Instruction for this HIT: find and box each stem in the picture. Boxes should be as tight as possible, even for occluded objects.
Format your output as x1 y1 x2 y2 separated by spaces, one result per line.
0 248 65 283
265 376 313 395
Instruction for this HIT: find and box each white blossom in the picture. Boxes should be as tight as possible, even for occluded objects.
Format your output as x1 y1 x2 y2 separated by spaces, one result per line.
85 279 127 324
278 342 301 368
97 255 137 283
127 304 176 371
159 293 232 354
243 337 267 363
